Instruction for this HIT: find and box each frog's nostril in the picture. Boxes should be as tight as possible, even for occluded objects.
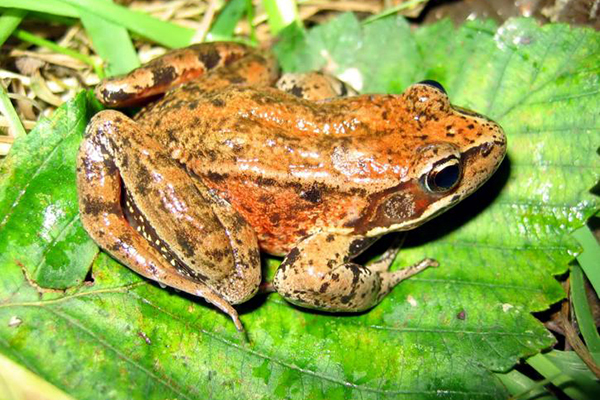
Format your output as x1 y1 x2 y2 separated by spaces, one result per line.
418 80 447 94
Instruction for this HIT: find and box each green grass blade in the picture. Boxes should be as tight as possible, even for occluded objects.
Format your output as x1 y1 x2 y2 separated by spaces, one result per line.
495 369 556 400
527 353 597 400
12 29 104 77
0 83 26 138
571 263 600 363
363 0 428 24
0 352 76 400
262 0 299 35
79 6 140 76
0 8 26 46
207 0 249 41
0 0 77 18
573 226 600 295
545 351 600 396
1 0 193 48
57 0 193 48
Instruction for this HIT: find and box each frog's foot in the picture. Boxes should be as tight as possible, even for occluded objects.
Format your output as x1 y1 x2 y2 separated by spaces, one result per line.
272 232 433 312
276 72 358 101
377 258 438 303
96 42 277 107
365 233 407 272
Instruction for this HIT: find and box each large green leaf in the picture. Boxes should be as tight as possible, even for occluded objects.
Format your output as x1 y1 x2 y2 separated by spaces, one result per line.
0 16 598 400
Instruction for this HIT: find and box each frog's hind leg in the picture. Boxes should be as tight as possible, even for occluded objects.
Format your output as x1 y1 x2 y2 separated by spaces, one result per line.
77 110 260 334
276 72 358 101
96 42 278 107
272 232 436 312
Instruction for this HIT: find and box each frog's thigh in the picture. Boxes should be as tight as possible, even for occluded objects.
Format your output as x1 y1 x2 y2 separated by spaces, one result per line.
276 72 358 101
77 111 259 329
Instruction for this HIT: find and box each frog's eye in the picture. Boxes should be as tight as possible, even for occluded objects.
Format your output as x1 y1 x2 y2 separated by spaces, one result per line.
418 80 447 94
424 157 461 193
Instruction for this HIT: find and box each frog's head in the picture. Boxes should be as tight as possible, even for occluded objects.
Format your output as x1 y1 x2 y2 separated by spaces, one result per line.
362 81 507 236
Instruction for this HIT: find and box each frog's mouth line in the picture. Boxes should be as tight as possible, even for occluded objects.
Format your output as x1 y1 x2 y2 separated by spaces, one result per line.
121 186 207 283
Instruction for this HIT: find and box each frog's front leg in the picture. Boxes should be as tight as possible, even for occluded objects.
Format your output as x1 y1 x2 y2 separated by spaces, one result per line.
77 110 261 332
272 233 436 312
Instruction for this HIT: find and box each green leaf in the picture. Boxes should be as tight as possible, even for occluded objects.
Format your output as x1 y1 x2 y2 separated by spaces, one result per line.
0 92 100 289
1 16 599 400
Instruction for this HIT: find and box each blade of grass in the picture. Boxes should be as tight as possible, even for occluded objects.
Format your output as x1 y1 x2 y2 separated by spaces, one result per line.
0 9 27 140
495 369 556 400
527 353 596 400
0 0 77 18
79 4 139 77
573 226 600 295
571 263 600 364
28 11 77 26
12 29 104 78
262 0 300 36
0 352 76 400
0 8 26 47
363 0 428 25
207 0 249 42
0 83 26 138
545 351 600 395
57 0 194 48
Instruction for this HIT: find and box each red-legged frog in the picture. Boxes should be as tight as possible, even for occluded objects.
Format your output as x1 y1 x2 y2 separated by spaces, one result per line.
77 42 506 333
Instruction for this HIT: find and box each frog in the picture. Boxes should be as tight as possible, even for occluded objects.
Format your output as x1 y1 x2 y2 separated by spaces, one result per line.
77 42 507 334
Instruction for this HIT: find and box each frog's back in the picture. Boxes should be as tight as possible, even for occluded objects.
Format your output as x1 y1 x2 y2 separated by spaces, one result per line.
135 85 407 254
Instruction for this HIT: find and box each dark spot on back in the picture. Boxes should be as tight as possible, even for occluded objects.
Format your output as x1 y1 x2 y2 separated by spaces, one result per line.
174 229 195 259
206 171 228 182
200 48 221 70
290 86 304 98
152 66 177 86
211 98 225 107
300 184 322 204
82 197 122 216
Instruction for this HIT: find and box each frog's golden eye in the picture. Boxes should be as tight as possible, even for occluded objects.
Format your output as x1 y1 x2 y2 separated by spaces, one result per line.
423 157 461 193
418 80 447 94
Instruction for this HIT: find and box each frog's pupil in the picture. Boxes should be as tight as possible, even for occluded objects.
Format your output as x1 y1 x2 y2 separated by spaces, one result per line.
434 165 459 190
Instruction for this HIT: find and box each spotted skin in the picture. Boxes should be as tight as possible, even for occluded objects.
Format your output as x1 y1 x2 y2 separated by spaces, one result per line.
273 232 437 311
275 72 358 101
79 42 507 331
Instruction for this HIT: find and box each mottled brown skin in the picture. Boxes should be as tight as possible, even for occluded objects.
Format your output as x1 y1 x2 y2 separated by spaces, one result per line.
78 42 507 331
